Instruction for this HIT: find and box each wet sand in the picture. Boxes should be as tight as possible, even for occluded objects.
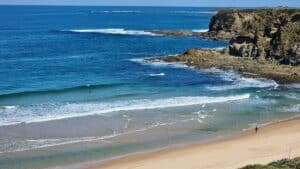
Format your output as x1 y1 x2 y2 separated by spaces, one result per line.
86 116 300 169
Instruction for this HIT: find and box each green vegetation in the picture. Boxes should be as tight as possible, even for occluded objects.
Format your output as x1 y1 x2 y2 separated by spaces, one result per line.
240 157 300 169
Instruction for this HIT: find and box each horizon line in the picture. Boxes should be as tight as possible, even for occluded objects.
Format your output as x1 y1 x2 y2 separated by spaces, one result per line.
0 4 295 8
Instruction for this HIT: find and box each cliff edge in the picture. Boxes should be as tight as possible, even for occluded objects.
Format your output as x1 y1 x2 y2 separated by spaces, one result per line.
204 8 300 65
152 8 300 83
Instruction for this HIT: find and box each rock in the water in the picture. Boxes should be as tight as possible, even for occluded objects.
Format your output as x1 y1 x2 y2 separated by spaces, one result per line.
150 8 300 67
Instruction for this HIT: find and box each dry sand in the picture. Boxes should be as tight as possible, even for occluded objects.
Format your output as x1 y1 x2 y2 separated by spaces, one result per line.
86 117 300 169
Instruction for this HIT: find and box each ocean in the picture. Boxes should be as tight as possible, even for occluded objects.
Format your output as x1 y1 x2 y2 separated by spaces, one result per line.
0 6 299 169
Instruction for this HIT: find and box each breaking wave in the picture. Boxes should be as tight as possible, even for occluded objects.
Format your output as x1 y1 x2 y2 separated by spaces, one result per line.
91 10 141 14
61 28 159 36
0 94 250 126
129 57 188 68
149 73 165 77
192 29 209 33
204 68 278 90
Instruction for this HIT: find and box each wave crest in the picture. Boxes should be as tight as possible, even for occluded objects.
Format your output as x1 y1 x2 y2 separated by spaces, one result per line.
0 83 130 100
0 94 250 126
92 10 141 13
129 57 188 68
192 29 209 33
62 28 159 36
204 68 278 90
149 73 165 77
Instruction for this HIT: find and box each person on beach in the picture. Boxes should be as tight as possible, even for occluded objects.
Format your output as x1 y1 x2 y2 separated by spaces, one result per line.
255 126 259 133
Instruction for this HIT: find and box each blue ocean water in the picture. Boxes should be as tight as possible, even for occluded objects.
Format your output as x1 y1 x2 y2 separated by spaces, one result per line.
0 6 229 123
0 6 299 169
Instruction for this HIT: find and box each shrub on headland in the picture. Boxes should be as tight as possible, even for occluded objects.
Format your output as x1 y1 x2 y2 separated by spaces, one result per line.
240 157 300 169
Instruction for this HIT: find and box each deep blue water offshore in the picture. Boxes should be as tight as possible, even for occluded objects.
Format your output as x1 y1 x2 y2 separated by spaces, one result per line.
0 6 299 169
0 6 228 124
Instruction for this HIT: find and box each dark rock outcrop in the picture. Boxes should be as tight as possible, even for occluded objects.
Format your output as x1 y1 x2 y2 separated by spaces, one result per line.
161 48 300 83
152 8 300 83
150 8 300 66
208 8 300 65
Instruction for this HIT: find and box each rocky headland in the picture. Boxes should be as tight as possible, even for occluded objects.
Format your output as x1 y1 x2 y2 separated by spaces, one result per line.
153 8 300 83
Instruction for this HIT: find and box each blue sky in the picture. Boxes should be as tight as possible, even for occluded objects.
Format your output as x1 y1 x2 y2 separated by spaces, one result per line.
0 0 299 7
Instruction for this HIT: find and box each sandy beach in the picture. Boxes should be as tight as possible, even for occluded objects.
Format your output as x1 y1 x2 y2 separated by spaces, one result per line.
86 117 300 169
1 5 299 169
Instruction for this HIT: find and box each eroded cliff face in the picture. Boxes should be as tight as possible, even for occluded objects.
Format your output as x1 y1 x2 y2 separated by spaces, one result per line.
153 8 300 83
208 9 300 65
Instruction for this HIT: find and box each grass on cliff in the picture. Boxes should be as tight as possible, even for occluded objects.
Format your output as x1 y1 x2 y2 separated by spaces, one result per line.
240 157 300 169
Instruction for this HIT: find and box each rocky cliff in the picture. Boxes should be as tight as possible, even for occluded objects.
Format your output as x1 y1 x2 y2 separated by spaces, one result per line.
151 8 300 83
207 9 300 65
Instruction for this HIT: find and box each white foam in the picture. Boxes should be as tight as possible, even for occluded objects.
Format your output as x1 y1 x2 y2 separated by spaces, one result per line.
192 29 209 33
134 58 277 91
201 46 226 51
93 10 141 13
0 117 200 153
149 73 165 77
284 83 300 89
284 93 300 100
0 137 111 154
204 68 278 90
283 104 300 112
1 106 17 109
130 57 188 68
67 28 159 36
192 110 210 124
0 94 250 126
213 46 226 51
173 11 216 14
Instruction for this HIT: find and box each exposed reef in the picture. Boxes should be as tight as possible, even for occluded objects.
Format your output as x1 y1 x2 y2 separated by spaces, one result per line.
161 49 300 83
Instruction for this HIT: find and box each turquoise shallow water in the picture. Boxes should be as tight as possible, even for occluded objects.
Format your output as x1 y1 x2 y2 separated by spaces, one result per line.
0 5 299 169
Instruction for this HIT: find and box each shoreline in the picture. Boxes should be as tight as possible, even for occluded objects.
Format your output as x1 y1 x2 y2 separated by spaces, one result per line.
1 6 299 169
82 115 300 169
161 49 300 84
